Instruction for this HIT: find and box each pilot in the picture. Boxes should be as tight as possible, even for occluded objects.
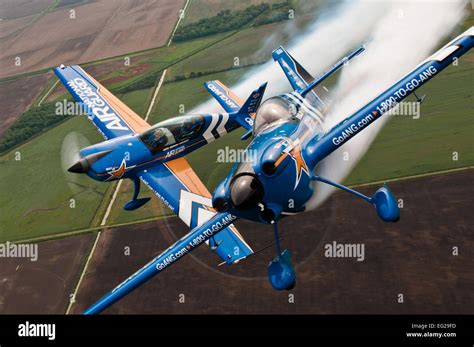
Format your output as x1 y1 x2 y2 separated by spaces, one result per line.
150 128 168 150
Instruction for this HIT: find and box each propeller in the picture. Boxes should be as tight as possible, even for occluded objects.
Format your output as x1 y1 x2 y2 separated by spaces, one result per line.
60 132 90 193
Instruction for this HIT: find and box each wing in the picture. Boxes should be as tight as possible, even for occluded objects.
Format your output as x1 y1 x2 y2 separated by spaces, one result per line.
54 65 150 139
85 211 238 314
139 157 253 264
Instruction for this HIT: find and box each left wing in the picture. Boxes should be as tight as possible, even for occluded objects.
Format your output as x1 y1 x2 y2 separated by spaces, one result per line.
139 157 253 264
54 65 150 139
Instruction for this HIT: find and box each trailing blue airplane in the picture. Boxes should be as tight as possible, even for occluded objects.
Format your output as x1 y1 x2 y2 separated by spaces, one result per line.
54 65 265 286
57 26 473 314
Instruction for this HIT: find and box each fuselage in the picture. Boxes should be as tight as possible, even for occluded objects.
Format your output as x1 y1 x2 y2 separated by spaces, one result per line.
77 113 238 182
212 93 325 223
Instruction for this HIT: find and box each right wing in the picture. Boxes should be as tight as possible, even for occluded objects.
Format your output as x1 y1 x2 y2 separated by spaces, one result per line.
139 157 253 264
54 65 150 139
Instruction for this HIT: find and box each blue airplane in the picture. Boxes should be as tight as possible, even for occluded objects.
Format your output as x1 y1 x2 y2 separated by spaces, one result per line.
56 26 473 314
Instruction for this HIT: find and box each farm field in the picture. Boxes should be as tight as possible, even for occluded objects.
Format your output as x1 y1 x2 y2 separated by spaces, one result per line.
0 0 186 78
0 72 53 139
0 233 95 314
44 32 232 102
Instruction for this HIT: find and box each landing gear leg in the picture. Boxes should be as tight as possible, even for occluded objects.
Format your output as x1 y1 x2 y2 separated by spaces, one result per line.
273 221 282 256
123 176 151 211
311 174 400 222
267 222 296 290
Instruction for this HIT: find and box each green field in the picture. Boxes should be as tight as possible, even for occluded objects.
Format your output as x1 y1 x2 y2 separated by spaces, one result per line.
117 88 153 117
0 116 105 242
167 21 290 80
105 33 232 91
106 179 173 225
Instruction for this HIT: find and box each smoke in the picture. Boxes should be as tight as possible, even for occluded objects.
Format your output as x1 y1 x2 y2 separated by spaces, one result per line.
191 0 389 112
191 0 466 208
307 0 466 209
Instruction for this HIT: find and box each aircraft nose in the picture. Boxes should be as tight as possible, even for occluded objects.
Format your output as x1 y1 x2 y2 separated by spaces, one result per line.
67 150 112 174
229 173 264 210
68 159 88 173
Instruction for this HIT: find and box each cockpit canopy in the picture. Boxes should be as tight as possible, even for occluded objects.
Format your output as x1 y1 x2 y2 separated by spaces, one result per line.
139 115 204 154
253 97 297 135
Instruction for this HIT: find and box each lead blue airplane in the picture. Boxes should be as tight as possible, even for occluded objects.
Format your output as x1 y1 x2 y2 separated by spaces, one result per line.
56 27 473 314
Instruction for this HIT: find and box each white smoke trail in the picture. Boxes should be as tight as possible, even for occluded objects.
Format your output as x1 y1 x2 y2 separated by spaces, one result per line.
191 0 466 209
307 0 466 209
191 0 389 112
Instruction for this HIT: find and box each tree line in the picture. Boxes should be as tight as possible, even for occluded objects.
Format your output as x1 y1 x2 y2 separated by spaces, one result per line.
0 103 67 154
174 2 291 42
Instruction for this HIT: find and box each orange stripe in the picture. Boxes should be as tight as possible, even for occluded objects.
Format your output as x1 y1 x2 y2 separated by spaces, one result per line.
215 80 244 106
274 152 289 167
88 74 150 133
165 157 212 198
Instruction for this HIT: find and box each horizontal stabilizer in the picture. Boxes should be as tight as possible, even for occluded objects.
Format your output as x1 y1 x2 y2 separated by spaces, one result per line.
300 45 365 98
272 46 314 91
204 80 242 113
205 81 268 132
